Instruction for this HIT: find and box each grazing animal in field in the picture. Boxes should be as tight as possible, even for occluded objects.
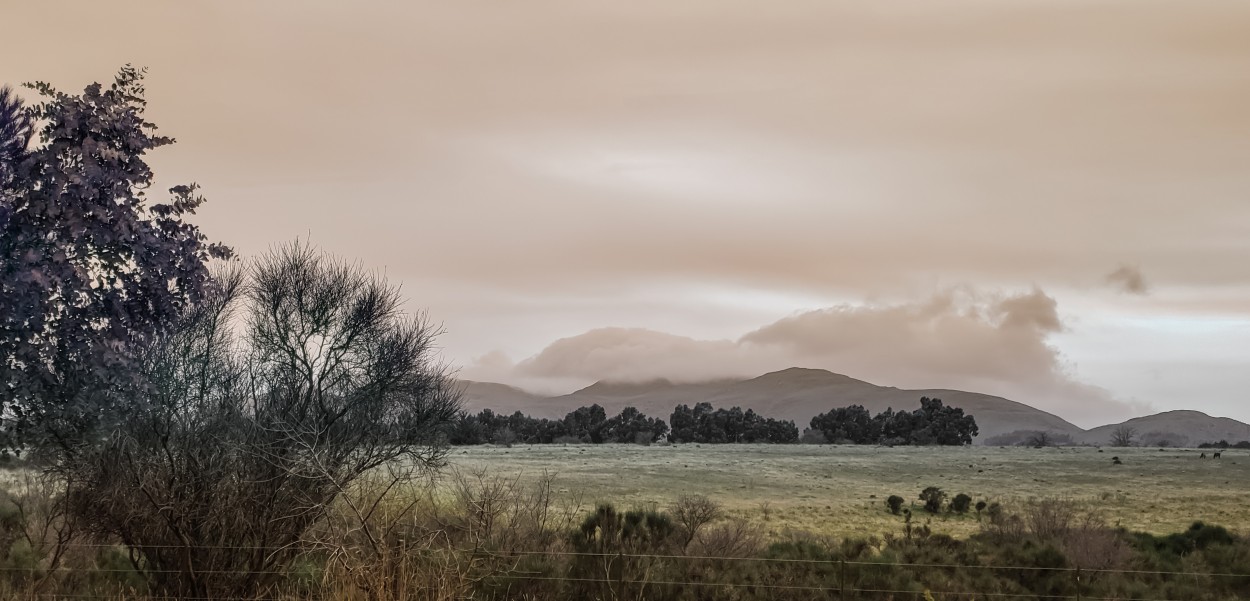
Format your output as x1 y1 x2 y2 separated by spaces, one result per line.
1213 452 1222 459
1200 452 1207 459
1111 456 1122 465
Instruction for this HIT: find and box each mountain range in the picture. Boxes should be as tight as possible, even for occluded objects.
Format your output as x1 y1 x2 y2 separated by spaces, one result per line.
459 367 1250 446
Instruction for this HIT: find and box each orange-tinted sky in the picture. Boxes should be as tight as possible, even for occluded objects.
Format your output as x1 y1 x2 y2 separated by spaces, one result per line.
5 1 1249 426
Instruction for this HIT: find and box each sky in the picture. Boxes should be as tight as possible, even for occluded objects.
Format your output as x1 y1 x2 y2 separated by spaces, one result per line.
4 1 1249 427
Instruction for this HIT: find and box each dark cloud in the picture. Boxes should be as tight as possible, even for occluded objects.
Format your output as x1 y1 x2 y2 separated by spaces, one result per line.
1106 265 1150 295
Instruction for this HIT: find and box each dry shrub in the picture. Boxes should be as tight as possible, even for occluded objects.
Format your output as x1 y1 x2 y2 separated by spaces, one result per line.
670 494 723 550
431 467 581 553
1061 513 1132 572
0 471 81 590
314 466 583 601
992 498 1132 573
55 248 460 600
1025 498 1079 540
982 502 1026 542
690 516 764 558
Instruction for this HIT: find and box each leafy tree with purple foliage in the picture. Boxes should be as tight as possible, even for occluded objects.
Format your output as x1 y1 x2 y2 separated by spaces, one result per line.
0 67 231 454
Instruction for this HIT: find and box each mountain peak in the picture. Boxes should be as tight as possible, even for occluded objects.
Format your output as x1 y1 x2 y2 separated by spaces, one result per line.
574 378 677 396
752 367 869 385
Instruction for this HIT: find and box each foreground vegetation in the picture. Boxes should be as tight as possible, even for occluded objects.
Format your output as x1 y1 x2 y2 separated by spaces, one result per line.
1 462 1248 600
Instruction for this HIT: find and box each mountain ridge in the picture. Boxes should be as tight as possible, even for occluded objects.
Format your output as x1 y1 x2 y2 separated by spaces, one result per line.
458 368 1247 445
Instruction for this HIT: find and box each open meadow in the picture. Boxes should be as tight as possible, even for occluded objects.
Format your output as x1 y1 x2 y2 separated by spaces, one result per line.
447 443 1250 540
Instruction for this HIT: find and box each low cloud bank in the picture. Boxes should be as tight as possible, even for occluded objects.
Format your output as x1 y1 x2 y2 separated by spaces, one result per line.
463 287 1145 427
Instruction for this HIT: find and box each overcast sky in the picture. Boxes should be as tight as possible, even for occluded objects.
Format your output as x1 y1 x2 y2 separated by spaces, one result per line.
5 1 1249 427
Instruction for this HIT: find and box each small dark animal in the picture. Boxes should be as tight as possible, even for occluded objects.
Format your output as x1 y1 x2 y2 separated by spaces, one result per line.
1214 452 1222 459
1200 452 1207 459
1112 456 1122 465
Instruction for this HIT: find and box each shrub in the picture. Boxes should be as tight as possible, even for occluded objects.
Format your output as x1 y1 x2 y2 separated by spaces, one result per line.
579 505 676 548
886 495 905 515
975 500 987 515
671 494 723 549
61 246 460 599
919 487 946 514
1142 521 1239 556
951 493 972 514
690 516 764 558
1025 498 1078 540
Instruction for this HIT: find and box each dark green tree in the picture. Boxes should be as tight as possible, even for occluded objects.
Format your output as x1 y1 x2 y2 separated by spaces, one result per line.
669 404 696 442
692 402 727 442
810 405 878 444
563 404 608 443
920 486 946 514
670 402 797 443
602 406 669 443
911 397 978 445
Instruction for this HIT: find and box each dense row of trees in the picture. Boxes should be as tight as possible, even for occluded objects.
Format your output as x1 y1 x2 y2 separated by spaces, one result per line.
446 405 670 445
669 403 799 443
446 402 801 445
1198 440 1250 449
809 397 978 445
450 399 986 446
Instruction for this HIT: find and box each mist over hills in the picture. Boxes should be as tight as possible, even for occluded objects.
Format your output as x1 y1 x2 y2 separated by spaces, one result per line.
460 367 1248 445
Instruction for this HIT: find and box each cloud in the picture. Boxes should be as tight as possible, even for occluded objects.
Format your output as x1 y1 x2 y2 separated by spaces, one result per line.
465 287 1143 427
515 328 757 382
1106 265 1150 295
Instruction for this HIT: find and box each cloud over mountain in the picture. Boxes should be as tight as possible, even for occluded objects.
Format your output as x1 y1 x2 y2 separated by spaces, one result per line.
464 287 1143 427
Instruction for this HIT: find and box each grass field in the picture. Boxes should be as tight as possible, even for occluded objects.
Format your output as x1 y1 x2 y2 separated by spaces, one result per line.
446 443 1250 540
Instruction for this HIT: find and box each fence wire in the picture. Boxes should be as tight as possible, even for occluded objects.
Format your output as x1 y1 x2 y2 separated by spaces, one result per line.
1 544 1244 601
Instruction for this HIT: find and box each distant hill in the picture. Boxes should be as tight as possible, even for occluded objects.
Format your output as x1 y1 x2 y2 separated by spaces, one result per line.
1078 410 1250 447
460 381 550 409
460 368 1250 446
460 367 1084 442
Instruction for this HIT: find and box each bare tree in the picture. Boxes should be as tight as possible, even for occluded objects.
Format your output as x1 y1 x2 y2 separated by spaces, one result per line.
1027 431 1054 447
1110 425 1137 447
60 244 460 598
670 494 723 550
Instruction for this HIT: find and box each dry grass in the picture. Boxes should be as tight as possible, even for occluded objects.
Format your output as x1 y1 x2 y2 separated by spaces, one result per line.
444 443 1250 539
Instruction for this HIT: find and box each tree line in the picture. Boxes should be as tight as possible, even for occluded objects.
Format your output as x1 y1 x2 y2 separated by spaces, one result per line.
446 405 670 445
669 403 799 443
809 397 978 445
449 398 978 446
446 402 800 445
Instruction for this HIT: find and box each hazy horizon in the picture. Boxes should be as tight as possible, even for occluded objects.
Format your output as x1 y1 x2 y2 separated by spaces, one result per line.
5 1 1248 428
